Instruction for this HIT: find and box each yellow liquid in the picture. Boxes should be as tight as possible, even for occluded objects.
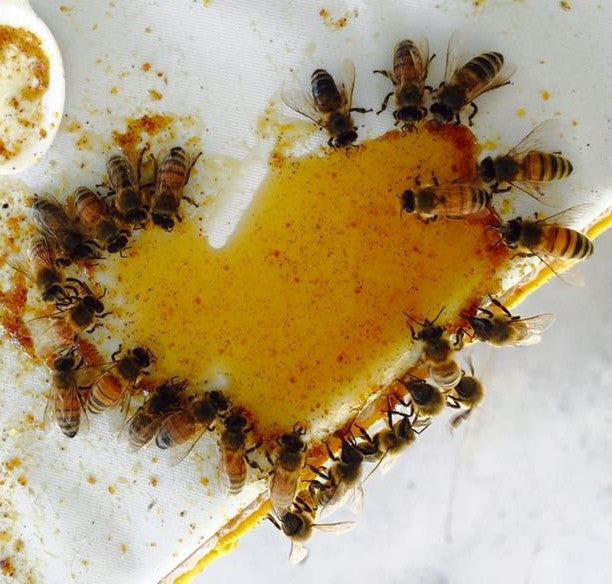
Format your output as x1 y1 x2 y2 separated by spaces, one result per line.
109 124 507 435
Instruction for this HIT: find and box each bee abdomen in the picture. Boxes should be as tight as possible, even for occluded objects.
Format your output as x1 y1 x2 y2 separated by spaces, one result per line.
546 226 594 260
522 152 573 181
463 52 504 84
311 69 341 112
88 374 123 414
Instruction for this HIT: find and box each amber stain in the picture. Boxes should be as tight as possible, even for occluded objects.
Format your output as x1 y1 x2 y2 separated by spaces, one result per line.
109 124 508 434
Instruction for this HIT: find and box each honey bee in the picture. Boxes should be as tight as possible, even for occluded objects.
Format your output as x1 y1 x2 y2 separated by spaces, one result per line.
125 379 188 451
151 147 202 231
407 309 462 389
31 195 99 265
219 411 262 494
43 350 88 438
400 180 491 220
87 346 155 416
269 424 308 518
282 60 371 148
374 39 432 129
106 153 147 224
308 435 365 518
155 390 229 464
447 362 486 427
268 495 355 564
430 34 514 125
398 375 446 417
74 187 129 254
498 215 594 264
355 397 428 475
478 120 574 200
32 279 109 362
465 295 556 347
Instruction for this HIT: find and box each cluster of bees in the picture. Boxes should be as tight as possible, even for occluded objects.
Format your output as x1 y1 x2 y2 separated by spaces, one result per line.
9 32 598 566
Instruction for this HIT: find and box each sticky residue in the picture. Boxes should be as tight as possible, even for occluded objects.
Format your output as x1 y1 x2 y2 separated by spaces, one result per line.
516 107 526 118
541 90 550 101
318 7 358 29
0 26 51 161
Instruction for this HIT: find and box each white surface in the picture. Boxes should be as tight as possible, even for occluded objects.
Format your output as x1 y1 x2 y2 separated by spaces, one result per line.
200 228 612 584
0 2 611 583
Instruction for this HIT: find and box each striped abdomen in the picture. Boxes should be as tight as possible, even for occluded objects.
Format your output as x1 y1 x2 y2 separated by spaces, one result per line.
220 445 247 494
155 410 197 449
87 372 125 414
394 40 424 89
54 389 81 438
541 225 594 260
311 69 342 113
429 359 462 389
454 52 504 100
521 152 573 181
432 185 491 216
128 411 158 450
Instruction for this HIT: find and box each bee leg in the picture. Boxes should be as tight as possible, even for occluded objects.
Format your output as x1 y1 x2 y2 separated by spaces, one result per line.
328 136 335 148
376 92 394 115
487 296 513 318
184 152 203 186
325 441 339 462
111 345 123 361
308 465 330 481
408 323 418 341
475 306 494 318
446 395 461 408
372 69 392 80
265 450 275 468
424 85 434 94
267 513 282 530
182 196 198 208
467 102 478 126
350 106 373 114
245 455 263 472
453 328 468 349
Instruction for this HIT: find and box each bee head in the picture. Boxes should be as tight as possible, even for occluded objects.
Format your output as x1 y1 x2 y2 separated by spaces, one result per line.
281 512 305 537
209 390 229 414
395 105 424 125
333 130 358 149
280 431 306 453
455 374 479 400
340 437 363 465
406 379 436 406
193 399 217 424
42 283 64 302
400 189 416 213
418 321 444 342
83 294 105 314
53 354 75 371
429 102 453 124
225 412 247 430
107 234 129 254
123 209 148 224
152 213 174 232
132 346 154 367
478 157 496 182
500 218 522 245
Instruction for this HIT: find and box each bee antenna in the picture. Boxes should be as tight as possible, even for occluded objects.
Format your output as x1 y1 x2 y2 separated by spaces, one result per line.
403 311 423 326
431 305 446 324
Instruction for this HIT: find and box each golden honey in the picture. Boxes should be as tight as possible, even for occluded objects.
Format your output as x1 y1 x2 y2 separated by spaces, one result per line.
107 123 509 435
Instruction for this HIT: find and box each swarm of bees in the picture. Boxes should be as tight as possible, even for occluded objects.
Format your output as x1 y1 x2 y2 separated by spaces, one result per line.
8 29 598 567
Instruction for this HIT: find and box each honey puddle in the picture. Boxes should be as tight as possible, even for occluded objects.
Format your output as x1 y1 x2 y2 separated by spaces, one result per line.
108 124 508 435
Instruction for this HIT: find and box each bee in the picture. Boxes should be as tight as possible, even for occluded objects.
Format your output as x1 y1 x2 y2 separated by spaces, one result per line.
400 180 491 220
268 424 308 518
308 435 365 518
125 379 188 451
219 411 262 494
74 187 129 254
26 236 65 302
106 153 147 224
150 147 202 231
498 214 594 264
87 346 155 416
32 279 109 362
447 362 486 427
268 495 355 564
465 295 556 347
31 195 99 265
155 390 229 464
374 39 432 129
406 308 462 389
398 375 446 417
282 59 370 148
430 34 514 125
355 397 427 475
43 350 87 438
478 120 573 200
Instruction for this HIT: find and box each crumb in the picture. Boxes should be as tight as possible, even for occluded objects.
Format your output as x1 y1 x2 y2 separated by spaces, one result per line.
560 0 571 10
541 90 550 101
148 89 163 101
87 475 96 484
515 107 526 118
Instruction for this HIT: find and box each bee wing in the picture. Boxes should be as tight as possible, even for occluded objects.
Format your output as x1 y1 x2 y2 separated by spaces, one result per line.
280 87 324 127
42 387 57 433
509 313 556 345
31 194 76 239
337 58 356 112
270 469 301 518
313 520 357 535
463 61 515 103
289 540 309 564
119 408 170 451
377 450 401 475
506 119 564 159
319 481 363 518
442 31 463 85
166 424 210 468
